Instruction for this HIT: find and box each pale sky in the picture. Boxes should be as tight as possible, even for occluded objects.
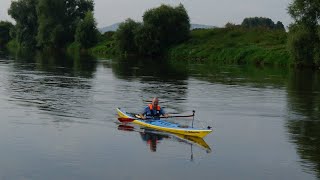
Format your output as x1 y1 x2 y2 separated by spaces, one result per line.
0 0 292 28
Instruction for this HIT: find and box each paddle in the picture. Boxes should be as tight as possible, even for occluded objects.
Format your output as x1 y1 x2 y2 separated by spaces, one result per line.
118 114 195 123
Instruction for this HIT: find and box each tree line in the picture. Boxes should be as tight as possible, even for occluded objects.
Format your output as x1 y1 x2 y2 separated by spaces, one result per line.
0 0 98 50
114 4 190 56
288 0 320 67
241 17 285 30
0 1 190 57
0 0 319 68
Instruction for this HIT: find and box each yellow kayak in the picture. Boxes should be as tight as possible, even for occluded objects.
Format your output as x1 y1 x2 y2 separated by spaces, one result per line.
117 108 212 138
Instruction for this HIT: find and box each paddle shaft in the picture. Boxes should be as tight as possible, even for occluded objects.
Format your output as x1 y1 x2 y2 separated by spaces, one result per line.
167 115 194 118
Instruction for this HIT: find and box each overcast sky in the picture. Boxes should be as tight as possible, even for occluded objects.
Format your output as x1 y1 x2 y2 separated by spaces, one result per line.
0 0 292 28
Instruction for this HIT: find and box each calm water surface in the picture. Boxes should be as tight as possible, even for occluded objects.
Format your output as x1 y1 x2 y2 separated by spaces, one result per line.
0 53 319 180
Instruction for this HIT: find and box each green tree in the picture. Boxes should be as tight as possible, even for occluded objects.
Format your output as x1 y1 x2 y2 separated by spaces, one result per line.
114 4 190 56
36 0 94 49
288 24 315 66
114 19 141 55
225 22 237 29
63 0 94 43
0 21 14 47
275 21 285 30
36 0 65 48
134 23 160 56
288 0 319 29
75 11 98 48
142 4 190 54
101 31 115 42
241 17 284 30
288 0 320 66
8 0 38 48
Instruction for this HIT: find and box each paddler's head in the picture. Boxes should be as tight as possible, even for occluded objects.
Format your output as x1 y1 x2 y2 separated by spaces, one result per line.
152 97 159 107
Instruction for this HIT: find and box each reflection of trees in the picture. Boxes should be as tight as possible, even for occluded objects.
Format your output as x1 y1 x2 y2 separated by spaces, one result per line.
112 58 291 114
111 57 188 81
112 57 189 113
286 69 320 177
11 51 97 78
0 50 5 57
6 51 97 122
172 61 289 88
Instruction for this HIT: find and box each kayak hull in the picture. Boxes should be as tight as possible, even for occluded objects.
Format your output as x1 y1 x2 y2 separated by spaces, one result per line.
117 108 212 138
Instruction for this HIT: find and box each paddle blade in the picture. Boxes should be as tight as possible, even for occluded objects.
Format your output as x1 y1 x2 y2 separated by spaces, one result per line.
118 117 135 123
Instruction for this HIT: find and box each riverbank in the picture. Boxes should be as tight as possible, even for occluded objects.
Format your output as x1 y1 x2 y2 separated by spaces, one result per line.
5 27 291 67
168 27 290 66
89 27 291 67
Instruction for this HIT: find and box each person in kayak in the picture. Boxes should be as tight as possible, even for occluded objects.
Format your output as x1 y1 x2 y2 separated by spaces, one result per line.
139 97 169 120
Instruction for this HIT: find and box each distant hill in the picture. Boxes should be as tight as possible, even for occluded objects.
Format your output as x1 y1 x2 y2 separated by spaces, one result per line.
99 23 215 33
99 23 121 33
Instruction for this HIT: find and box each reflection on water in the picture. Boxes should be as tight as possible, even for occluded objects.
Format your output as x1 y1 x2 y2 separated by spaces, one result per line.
112 57 188 81
14 51 97 78
115 59 320 177
4 51 97 123
170 61 289 88
117 124 211 158
111 57 190 113
118 124 167 152
1 51 320 179
286 69 320 177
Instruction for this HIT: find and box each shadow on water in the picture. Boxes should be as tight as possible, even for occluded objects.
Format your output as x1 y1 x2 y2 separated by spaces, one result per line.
111 57 190 113
10 50 97 78
110 57 292 116
111 56 188 81
170 60 290 88
117 124 211 160
286 69 320 177
4 50 98 123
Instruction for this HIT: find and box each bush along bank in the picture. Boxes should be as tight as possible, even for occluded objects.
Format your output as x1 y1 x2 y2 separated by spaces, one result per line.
168 27 291 67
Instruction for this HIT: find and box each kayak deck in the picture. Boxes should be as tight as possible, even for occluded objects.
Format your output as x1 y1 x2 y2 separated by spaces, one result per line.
117 108 212 138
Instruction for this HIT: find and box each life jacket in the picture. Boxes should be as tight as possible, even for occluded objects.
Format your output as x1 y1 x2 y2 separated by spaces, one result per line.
147 104 161 117
148 104 161 111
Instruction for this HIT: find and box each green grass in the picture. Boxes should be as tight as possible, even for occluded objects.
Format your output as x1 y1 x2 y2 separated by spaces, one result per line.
168 27 291 67
6 39 19 51
89 40 116 58
67 42 81 54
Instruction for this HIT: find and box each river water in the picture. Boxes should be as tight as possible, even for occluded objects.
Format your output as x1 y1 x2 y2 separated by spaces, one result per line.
0 52 319 180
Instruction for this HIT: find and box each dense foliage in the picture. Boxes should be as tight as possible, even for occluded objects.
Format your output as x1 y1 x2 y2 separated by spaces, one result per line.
3 1 320 69
36 0 66 48
114 19 141 55
75 11 98 48
114 4 190 56
241 17 285 31
8 0 38 48
169 27 289 66
288 0 320 66
0 21 14 47
142 4 190 54
7 0 96 50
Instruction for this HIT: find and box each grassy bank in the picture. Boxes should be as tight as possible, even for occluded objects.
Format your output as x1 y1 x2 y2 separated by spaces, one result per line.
168 27 290 66
89 37 116 58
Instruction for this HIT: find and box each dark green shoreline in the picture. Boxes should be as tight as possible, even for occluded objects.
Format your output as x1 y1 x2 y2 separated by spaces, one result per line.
89 27 291 67
168 28 290 67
